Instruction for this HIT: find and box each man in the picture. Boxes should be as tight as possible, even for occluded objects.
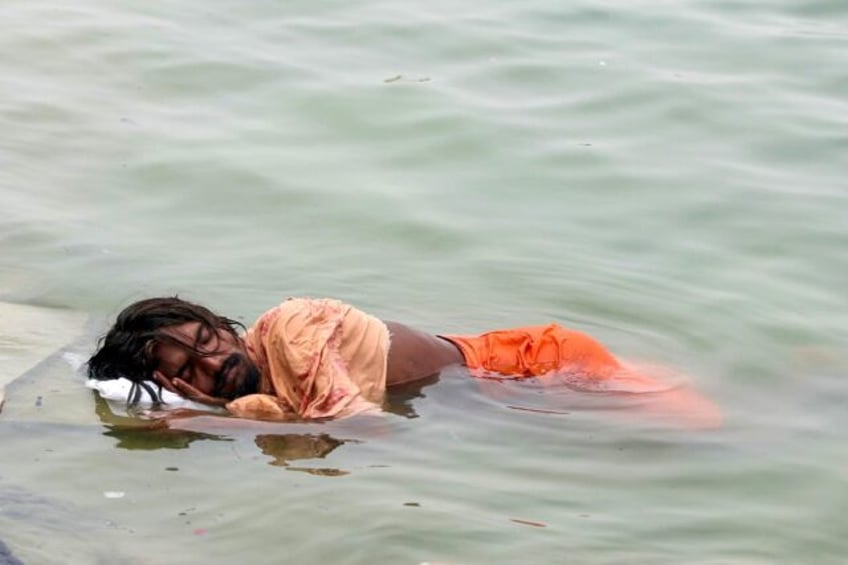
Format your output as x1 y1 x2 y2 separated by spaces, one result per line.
88 296 721 426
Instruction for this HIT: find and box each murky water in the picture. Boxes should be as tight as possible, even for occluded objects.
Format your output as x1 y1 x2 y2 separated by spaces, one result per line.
1 1 846 563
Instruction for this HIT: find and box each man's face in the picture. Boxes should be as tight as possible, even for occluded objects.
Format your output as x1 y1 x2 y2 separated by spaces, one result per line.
152 322 260 400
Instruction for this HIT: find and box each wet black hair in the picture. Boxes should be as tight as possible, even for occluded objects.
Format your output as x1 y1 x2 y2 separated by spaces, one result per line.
87 296 244 406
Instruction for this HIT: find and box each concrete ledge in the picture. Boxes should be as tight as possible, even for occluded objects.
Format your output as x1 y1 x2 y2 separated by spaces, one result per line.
0 301 86 413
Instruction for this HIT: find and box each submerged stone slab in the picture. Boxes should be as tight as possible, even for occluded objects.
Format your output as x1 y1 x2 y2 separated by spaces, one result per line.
0 477 136 564
0 301 86 413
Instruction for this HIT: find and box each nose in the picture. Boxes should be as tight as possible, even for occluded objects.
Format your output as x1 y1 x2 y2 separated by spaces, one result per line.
197 351 227 378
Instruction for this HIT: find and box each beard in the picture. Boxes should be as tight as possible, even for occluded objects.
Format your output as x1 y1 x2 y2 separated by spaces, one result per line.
231 362 261 398
214 353 261 400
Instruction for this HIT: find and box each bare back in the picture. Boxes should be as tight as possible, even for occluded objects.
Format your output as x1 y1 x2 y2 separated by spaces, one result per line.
383 321 464 386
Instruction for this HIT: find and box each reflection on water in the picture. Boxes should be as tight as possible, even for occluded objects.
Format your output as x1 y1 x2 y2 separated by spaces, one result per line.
102 425 230 451
382 373 440 419
256 433 355 476
94 394 232 450
94 394 358 474
92 373 446 476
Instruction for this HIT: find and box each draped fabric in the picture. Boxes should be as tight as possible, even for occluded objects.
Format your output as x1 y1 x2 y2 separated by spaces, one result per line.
442 324 723 428
225 298 390 420
441 324 621 379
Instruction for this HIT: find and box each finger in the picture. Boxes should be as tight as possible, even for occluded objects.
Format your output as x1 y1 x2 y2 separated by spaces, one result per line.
172 378 204 400
173 379 228 407
152 371 179 394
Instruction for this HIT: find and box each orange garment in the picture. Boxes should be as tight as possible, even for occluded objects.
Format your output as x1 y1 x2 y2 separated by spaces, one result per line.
225 298 390 421
444 324 722 428
442 324 621 379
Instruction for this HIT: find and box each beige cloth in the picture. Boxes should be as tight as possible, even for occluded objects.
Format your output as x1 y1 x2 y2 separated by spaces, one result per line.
225 298 390 420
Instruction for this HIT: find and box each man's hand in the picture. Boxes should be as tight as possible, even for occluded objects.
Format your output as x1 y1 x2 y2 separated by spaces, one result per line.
171 378 229 407
152 370 229 407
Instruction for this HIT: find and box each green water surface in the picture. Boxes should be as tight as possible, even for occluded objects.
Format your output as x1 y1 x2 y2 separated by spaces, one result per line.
1 0 846 563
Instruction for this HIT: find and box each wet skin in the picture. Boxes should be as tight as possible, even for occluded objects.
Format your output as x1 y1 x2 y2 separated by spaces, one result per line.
383 321 464 385
151 320 464 406
151 322 260 406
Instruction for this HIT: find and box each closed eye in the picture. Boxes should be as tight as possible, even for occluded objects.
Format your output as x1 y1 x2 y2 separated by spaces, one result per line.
198 325 221 352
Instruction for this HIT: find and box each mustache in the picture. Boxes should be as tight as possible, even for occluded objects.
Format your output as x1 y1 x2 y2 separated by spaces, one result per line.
213 354 243 397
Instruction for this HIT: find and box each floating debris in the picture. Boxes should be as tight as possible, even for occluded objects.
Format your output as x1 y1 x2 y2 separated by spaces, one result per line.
384 75 431 84
506 405 570 415
510 518 547 528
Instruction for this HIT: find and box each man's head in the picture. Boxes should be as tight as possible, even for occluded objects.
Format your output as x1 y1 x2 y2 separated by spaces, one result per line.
87 297 261 405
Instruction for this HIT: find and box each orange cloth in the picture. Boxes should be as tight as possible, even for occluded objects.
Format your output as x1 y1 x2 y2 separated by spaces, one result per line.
225 298 390 421
442 324 621 379
444 323 722 428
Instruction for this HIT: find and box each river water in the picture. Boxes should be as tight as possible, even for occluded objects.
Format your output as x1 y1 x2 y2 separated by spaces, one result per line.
1 1 846 563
